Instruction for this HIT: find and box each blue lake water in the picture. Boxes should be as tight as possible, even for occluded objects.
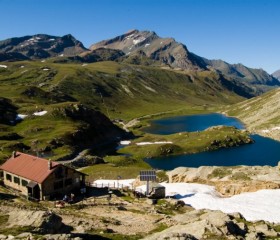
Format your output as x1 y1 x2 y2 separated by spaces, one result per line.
144 113 280 169
143 113 244 134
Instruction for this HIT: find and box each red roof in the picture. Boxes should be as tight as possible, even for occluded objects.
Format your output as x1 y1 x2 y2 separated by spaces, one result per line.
0 152 60 184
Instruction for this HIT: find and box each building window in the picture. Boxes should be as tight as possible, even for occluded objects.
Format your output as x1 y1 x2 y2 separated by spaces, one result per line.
65 178 72 186
14 176 20 184
6 174 12 182
53 180 63 190
22 179 28 186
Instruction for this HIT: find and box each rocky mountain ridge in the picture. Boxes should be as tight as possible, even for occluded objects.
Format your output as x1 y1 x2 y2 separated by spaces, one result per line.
0 34 87 60
0 30 279 95
272 69 280 80
90 29 206 71
90 29 280 94
167 164 280 196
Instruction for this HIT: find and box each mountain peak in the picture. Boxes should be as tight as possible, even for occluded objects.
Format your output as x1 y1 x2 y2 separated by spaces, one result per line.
0 34 87 60
272 69 280 80
90 29 204 70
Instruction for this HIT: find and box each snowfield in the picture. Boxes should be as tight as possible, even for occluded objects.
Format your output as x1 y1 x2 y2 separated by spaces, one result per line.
16 114 28 120
136 141 173 146
120 140 131 145
33 110 48 116
161 183 280 223
93 179 280 223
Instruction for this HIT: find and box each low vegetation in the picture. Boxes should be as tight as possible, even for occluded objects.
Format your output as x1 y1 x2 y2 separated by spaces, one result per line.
118 126 253 159
225 88 280 141
0 59 245 162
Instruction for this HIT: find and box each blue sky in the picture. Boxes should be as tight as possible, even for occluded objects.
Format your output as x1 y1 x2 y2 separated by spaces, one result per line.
1 0 279 73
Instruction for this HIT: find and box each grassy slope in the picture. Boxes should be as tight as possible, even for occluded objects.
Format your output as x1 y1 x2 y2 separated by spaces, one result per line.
0 60 244 163
0 60 242 118
118 126 252 159
225 88 280 141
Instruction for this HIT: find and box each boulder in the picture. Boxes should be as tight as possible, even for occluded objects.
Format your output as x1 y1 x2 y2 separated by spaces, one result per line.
7 210 63 234
254 223 278 237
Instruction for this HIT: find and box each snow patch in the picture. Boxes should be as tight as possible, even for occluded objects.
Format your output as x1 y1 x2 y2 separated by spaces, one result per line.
120 140 131 145
162 183 280 223
91 179 280 223
145 43 150 47
33 110 47 116
59 54 64 57
42 68 49 71
41 60 46 63
136 141 173 146
133 36 146 45
82 63 88 67
16 114 28 120
20 65 25 68
0 65 7 68
261 126 280 133
49 38 55 41
124 34 135 40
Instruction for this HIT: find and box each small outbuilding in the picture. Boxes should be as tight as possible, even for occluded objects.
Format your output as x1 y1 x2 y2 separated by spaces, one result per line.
0 151 86 200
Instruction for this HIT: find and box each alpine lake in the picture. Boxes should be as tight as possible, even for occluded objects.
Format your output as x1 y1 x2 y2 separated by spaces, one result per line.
143 113 280 170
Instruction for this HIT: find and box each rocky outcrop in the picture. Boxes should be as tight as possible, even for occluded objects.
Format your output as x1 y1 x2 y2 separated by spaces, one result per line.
145 209 279 240
51 103 127 147
7 209 63 234
0 97 18 125
168 164 280 196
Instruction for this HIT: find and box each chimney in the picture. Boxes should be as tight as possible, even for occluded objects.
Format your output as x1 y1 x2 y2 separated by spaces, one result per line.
12 151 17 158
48 160 52 170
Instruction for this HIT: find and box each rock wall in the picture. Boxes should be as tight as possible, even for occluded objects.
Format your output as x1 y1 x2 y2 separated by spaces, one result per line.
167 164 280 196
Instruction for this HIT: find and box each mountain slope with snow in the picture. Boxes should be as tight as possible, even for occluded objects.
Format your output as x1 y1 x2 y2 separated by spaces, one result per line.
90 29 280 95
0 34 87 60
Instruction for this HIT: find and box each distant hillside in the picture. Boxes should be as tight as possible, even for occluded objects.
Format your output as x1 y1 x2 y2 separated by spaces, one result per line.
272 69 280 80
226 88 280 141
0 34 87 60
0 30 278 96
1 30 280 160
0 60 249 161
90 30 280 95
